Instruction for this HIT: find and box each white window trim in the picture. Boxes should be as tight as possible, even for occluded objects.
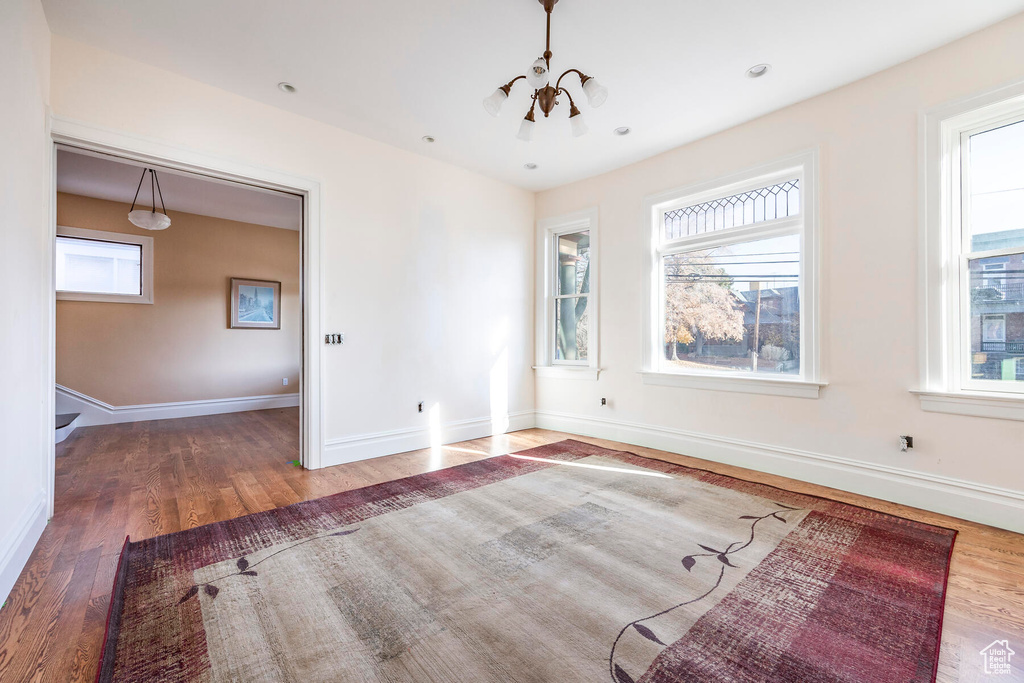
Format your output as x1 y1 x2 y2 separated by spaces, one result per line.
56 226 154 304
640 150 823 398
918 80 1024 419
535 207 600 380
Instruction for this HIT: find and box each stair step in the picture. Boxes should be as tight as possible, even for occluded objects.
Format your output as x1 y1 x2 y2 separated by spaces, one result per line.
56 413 80 430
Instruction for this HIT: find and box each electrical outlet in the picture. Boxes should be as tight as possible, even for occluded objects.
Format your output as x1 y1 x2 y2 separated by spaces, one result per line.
283 378 288 386
899 435 914 452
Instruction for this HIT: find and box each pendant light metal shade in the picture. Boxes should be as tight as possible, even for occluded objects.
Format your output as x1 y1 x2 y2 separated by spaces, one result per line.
128 168 172 230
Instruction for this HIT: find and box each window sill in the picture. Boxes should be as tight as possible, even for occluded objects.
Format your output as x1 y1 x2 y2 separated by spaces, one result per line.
640 371 825 398
533 366 601 381
57 292 153 304
912 389 1024 421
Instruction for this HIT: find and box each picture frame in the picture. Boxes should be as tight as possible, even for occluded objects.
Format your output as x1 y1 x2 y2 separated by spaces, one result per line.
230 278 281 329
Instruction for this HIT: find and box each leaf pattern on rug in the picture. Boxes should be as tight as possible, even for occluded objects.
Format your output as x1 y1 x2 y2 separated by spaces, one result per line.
178 527 360 603
633 623 666 646
613 663 637 683
607 506 802 683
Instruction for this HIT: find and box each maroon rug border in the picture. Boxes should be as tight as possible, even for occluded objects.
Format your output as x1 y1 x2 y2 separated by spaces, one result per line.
94 535 130 683
931 529 958 682
94 438 958 682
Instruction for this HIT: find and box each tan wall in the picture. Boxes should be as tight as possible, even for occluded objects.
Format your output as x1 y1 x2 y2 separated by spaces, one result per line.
56 192 300 405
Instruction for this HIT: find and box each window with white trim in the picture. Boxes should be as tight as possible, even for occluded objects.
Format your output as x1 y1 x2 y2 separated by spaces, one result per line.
642 153 820 396
958 114 1024 387
56 227 154 304
536 209 599 378
919 88 1024 418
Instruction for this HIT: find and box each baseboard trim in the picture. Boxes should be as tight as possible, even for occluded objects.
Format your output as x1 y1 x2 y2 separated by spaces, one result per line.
55 385 300 427
323 411 537 468
0 492 47 606
535 410 1024 534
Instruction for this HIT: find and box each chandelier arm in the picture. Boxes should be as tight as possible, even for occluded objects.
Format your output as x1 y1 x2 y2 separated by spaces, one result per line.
555 68 591 92
500 75 527 95
556 87 576 109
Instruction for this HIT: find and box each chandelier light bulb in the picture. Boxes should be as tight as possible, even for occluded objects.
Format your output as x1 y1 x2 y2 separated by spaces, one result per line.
569 109 588 138
582 77 608 108
526 57 550 90
482 88 508 117
517 116 536 142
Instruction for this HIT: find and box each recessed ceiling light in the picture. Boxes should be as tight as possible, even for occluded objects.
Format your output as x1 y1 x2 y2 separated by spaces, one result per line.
746 64 771 79
278 82 297 93
524 163 538 170
422 135 436 143
614 127 631 136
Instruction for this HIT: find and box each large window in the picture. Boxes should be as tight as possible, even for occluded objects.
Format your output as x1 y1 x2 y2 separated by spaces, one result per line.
919 87 1024 418
56 227 154 304
642 153 820 397
536 209 599 378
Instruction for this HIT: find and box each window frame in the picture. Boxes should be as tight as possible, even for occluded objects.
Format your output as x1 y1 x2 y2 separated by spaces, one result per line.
917 82 1024 419
56 226 154 304
641 151 823 398
535 208 599 380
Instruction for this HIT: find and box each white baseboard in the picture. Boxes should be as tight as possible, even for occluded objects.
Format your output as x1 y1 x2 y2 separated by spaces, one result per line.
0 492 47 607
323 411 537 468
535 410 1024 534
55 384 300 427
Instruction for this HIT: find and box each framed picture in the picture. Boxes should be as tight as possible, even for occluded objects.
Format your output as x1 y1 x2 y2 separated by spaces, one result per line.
230 278 281 329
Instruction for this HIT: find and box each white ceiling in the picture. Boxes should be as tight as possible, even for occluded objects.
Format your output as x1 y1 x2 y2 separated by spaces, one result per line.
43 0 1024 191
57 149 302 230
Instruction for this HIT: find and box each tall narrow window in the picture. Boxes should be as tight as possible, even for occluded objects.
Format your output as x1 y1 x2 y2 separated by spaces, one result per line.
536 209 599 378
554 230 590 363
960 116 1024 387
919 87 1024 418
642 153 820 397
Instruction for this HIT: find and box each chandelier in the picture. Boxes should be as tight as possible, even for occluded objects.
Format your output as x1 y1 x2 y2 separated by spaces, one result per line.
482 0 608 140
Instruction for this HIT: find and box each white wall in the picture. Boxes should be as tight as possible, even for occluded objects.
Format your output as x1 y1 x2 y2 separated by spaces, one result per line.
535 14 1024 531
48 36 536 467
0 0 52 603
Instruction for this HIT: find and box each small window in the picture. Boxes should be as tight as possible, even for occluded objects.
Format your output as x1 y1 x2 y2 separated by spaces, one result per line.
56 227 154 304
536 209 599 378
642 152 820 396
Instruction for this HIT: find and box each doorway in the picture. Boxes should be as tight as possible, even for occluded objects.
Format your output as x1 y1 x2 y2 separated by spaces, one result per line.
46 118 324 517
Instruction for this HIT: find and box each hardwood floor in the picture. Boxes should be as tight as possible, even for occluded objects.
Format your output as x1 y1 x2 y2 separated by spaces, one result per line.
0 408 1021 682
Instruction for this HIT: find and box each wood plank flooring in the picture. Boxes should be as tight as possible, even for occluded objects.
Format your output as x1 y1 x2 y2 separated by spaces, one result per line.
0 408 1021 682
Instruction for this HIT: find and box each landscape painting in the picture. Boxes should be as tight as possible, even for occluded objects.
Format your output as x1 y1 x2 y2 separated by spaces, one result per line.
230 278 281 329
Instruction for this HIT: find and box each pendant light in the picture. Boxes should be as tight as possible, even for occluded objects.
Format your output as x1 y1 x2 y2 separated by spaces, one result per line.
128 168 172 231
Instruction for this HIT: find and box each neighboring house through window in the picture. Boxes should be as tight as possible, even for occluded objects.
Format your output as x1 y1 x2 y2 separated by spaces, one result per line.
56 226 154 304
641 151 822 398
535 208 599 379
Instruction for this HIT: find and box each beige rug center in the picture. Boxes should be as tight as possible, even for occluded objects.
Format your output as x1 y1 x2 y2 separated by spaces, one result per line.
192 454 809 682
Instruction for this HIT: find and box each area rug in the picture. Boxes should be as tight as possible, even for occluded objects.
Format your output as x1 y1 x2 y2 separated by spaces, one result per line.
96 439 956 682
